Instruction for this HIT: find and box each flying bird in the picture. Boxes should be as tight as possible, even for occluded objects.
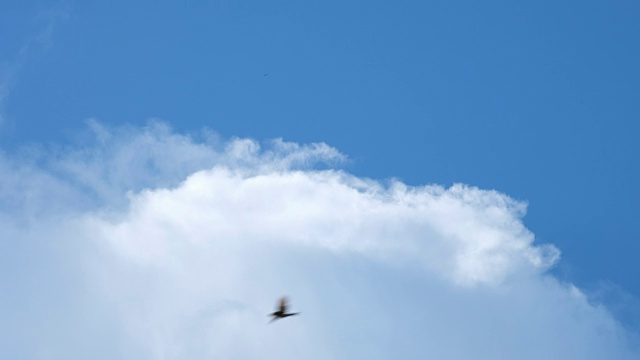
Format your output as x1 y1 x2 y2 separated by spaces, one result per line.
269 296 299 323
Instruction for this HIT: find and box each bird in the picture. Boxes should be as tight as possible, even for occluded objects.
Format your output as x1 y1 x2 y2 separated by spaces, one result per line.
268 296 299 323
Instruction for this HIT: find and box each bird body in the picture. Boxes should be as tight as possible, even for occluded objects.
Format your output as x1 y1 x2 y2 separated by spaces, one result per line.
269 297 299 323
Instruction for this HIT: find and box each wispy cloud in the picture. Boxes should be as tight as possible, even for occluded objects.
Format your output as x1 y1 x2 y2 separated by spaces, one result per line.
0 121 638 359
0 8 68 127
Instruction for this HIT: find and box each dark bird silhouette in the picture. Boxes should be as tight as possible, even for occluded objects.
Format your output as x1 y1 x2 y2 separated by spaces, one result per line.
268 296 299 323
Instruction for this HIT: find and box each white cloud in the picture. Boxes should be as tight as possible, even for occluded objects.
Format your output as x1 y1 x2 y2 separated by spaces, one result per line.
0 121 638 359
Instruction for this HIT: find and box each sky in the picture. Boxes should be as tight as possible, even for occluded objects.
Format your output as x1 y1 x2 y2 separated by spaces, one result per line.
1 1 639 359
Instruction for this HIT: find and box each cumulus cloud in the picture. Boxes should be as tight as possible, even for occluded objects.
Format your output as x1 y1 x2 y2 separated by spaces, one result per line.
0 121 638 359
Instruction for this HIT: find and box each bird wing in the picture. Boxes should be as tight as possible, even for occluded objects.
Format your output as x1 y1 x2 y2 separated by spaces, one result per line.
279 297 288 313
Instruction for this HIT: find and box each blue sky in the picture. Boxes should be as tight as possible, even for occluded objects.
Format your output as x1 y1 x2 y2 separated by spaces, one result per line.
1 1 640 358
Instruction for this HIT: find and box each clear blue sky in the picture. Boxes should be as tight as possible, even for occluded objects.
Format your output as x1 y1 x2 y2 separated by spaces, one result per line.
2 0 639 332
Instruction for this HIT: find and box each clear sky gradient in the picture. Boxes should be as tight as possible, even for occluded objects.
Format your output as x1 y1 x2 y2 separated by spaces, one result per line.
2 0 640 356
